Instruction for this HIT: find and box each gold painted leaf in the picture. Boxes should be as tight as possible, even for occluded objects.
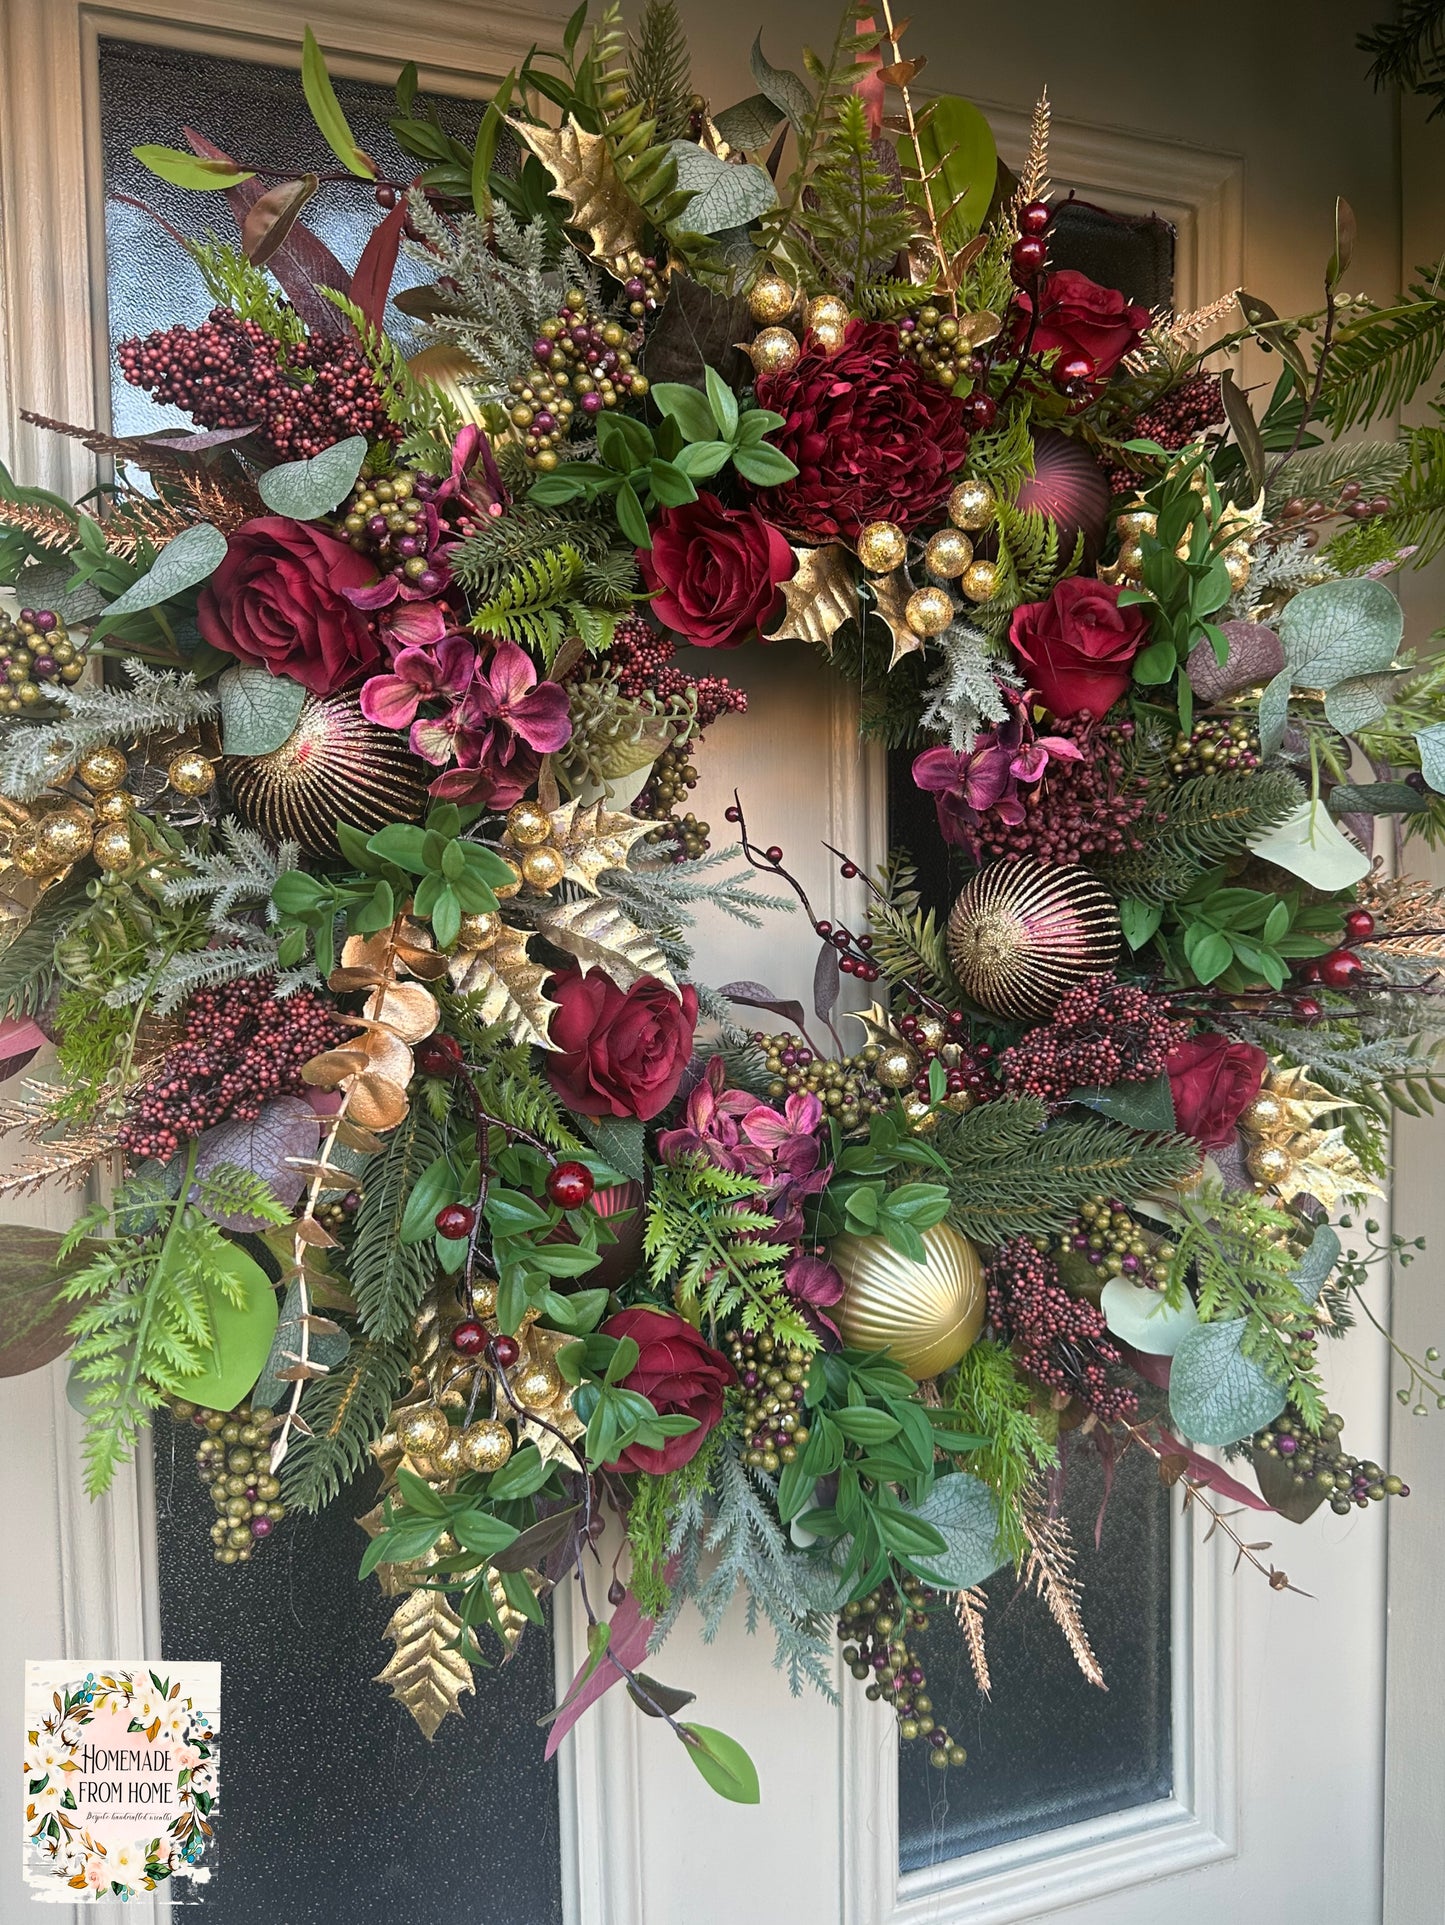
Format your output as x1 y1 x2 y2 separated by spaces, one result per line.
369 982 440 1043
762 543 860 651
869 569 927 671
538 894 678 993
447 922 558 1049
1266 1064 1357 1133
1273 1126 1382 1213
510 117 644 264
345 1072 410 1132
373 1588 476 1739
539 798 655 894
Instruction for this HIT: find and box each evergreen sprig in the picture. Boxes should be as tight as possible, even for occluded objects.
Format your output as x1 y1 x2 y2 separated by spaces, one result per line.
1099 767 1304 902
644 1159 812 1347
947 1339 1057 1565
626 0 694 140
863 850 953 991
1319 272 1445 432
280 1337 412 1512
349 1106 449 1342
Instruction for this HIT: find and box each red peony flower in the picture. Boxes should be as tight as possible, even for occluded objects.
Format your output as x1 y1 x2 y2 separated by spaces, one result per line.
1009 576 1152 719
545 970 699 1121
638 492 796 647
196 517 382 697
1167 1034 1269 1149
1015 269 1150 379
753 321 973 540
599 1307 734 1474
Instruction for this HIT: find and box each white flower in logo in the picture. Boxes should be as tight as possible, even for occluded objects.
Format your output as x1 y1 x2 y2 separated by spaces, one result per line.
109 1840 144 1889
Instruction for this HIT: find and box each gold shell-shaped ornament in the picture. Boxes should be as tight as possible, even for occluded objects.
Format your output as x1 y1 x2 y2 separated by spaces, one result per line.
224 694 430 856
946 857 1122 1020
832 1221 985 1380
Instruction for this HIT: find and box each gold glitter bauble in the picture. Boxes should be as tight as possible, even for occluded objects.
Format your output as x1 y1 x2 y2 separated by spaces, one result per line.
915 1015 946 1050
36 806 93 868
520 843 566 891
749 326 801 376
874 1041 921 1089
748 270 797 324
946 857 1121 1020
432 1431 469 1478
224 693 429 857
77 746 129 792
900 1092 939 1133
856 521 908 574
1222 546 1252 592
512 1357 564 1409
167 749 217 797
397 1405 451 1456
960 558 998 603
905 585 955 636
810 318 847 356
493 858 523 900
1115 507 1157 539
807 294 850 334
90 822 136 872
93 792 132 822
459 1419 514 1473
1246 1142 1294 1187
1113 539 1145 580
457 910 501 949
472 1280 499 1317
924 528 975 580
832 1220 985 1379
1239 1092 1288 1138
506 799 553 847
948 479 996 531
9 831 51 878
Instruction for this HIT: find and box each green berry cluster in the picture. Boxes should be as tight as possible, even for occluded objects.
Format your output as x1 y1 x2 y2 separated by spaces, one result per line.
839 1578 968 1768
729 1332 810 1472
1168 714 1260 778
757 1032 887 1129
640 747 711 856
172 1398 287 1564
1256 1407 1408 1515
896 305 976 391
1065 1197 1175 1286
0 608 85 714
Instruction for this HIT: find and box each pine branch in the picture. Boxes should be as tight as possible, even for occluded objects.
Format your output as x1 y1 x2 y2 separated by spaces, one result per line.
280 1337 411 1512
626 0 694 140
1319 271 1445 431
349 1106 448 1342
1097 767 1305 902
1360 2 1445 115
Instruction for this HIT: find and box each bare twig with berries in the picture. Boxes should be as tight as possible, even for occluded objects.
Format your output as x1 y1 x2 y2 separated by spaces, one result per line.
1123 1420 1311 1596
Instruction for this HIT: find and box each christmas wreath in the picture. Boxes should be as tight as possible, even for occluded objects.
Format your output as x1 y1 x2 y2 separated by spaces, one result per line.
4 0 1445 1807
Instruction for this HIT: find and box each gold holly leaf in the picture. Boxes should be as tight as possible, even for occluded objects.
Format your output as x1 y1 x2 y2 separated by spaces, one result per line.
538 894 678 993
868 568 927 671
762 543 860 651
1273 1126 1382 1213
373 1588 476 1739
1266 1064 1357 1134
510 117 644 264
448 922 559 1049
843 1000 906 1050
510 797 655 895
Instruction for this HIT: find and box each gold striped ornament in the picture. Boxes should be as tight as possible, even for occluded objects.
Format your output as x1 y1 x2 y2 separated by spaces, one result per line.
946 857 1121 1020
832 1220 985 1380
224 693 430 856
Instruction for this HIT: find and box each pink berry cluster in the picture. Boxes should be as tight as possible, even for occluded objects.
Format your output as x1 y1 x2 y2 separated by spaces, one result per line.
986 1236 1138 1421
970 717 1156 865
999 976 1187 1103
1100 374 1224 493
605 614 747 733
119 976 346 1161
116 308 398 462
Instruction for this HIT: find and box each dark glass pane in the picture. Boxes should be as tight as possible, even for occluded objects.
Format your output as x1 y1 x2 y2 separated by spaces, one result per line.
899 1441 1173 1870
97 36 479 438
1048 201 1176 313
152 1430 563 1923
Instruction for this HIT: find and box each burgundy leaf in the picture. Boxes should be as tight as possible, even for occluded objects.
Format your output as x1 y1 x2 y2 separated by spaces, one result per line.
350 194 409 334
0 1016 46 1084
1186 620 1285 702
1151 1423 1274 1512
192 1094 320 1230
718 980 808 1032
544 1582 663 1759
812 942 841 1023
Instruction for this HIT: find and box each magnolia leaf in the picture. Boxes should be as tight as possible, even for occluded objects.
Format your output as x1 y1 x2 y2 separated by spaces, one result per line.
902 95 997 251
1277 576 1403 688
0 1227 106 1377
193 1095 320 1229
1416 722 1445 793
301 26 376 179
1167 1317 1285 1447
374 1588 475 1738
1067 1073 1176 1133
761 544 857 650
171 1242 280 1411
447 923 558 1048
540 896 678 994
252 1277 352 1412
1247 798 1371 890
748 32 813 133
713 93 787 151
132 144 254 189
93 522 227 626
897 1471 1005 1590
257 434 368 520
218 662 308 755
1101 1277 1199 1356
666 142 776 234
642 277 754 391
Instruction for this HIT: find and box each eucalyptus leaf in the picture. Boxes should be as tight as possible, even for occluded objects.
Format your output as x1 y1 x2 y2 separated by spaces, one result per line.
218 663 308 755
666 143 776 234
896 1471 1004 1590
1290 1223 1341 1307
94 522 227 626
1416 723 1445 793
1100 1277 1199 1356
1258 667 1292 758
1328 781 1430 816
257 434 368 520
713 93 787 151
1277 576 1403 689
1167 1317 1286 1446
748 32 813 133
1322 671 1398 736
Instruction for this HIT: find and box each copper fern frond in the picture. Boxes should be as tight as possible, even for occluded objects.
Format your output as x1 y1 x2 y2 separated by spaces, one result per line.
1022 1482 1106 1690
954 1585 992 1698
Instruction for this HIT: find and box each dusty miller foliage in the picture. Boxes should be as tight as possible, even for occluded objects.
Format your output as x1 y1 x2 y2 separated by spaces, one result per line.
918 621 1020 749
654 1438 839 1700
0 664 218 800
152 818 315 1012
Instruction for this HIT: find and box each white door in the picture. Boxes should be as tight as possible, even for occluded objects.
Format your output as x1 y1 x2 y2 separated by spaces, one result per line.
0 5 1429 1924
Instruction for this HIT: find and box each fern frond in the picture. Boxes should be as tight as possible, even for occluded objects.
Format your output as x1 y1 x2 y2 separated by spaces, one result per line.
645 1159 814 1347
863 849 953 991
1320 271 1445 431
472 544 586 660
281 1337 411 1511
804 93 912 294
854 277 933 318
350 1107 448 1342
321 285 461 468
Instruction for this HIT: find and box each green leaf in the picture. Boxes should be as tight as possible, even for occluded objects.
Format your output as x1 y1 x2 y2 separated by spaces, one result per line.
731 443 799 487
217 663 308 756
486 1188 552 1235
471 72 516 218
577 1115 646 1183
174 1243 279 1411
673 440 733 479
1120 897 1163 951
653 381 719 443
680 1724 761 1804
648 457 700 506
399 1157 460 1243
1168 1317 1286 1447
1132 637 1180 685
1100 1276 1199 1356
368 823 430 872
830 1406 901 1445
93 522 227 627
896 1472 1005 1589
615 481 651 549
902 95 997 249
257 435 369 520
1258 667 1292 758
301 26 376 178
132 145 255 189
666 141 777 233
748 31 813 134
1066 1073 1177 1134
704 366 739 441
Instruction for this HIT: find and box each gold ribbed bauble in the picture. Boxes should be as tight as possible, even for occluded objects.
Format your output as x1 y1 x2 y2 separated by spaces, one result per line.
77 745 129 793
459 1418 514 1473
167 749 217 796
905 585 955 636
948 479 996 532
924 528 974 580
946 857 1121 1020
397 1404 451 1457
960 557 998 603
748 269 797 324
832 1220 985 1379
856 520 908 575
748 326 801 376
224 693 429 856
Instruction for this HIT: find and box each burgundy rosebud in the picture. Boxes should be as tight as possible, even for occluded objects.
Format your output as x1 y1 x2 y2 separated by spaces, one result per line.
196 517 382 697
599 1307 734 1474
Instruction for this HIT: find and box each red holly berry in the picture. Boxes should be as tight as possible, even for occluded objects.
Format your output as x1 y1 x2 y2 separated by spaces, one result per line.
1343 908 1376 943
764 845 784 865
1318 948 1366 989
1055 353 1095 389
961 391 999 432
1293 996 1323 1023
1010 235 1048 280
1019 200 1052 235
417 1034 464 1077
546 1160 596 1210
490 1335 520 1369
452 1319 486 1356
435 1203 476 1240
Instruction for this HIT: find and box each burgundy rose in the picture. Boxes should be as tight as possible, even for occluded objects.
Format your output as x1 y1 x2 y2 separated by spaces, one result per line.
196 516 382 697
1167 1034 1269 1148
1009 576 1151 719
545 970 699 1121
1015 269 1150 379
638 492 796 648
753 321 973 540
599 1307 734 1474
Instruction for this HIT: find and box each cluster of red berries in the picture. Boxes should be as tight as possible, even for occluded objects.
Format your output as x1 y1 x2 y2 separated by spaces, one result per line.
969 718 1157 865
1298 907 1375 995
986 1236 1139 1422
998 976 1187 1102
116 308 397 462
119 977 346 1161
895 1007 996 1104
1100 375 1224 493
605 614 747 733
